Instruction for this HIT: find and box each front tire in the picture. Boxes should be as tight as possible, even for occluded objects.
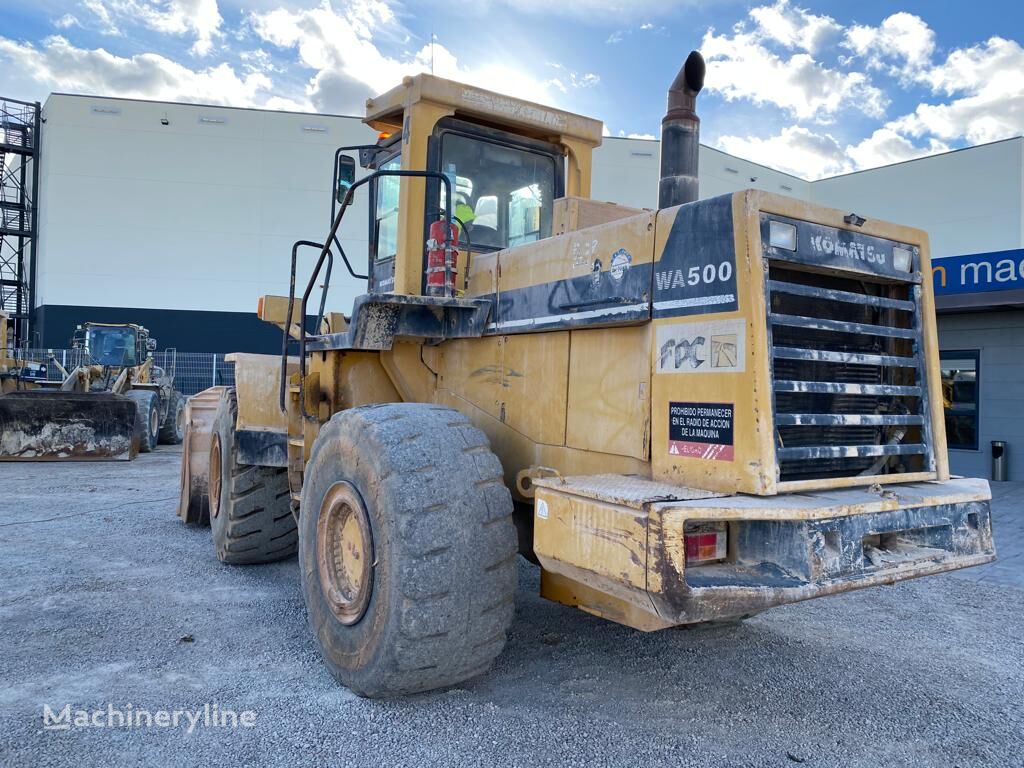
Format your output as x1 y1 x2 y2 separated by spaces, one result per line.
300 403 517 698
127 390 160 453
159 390 186 444
209 389 297 564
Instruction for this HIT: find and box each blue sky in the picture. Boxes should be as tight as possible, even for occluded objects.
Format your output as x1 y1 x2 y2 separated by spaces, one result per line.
1 0 1021 179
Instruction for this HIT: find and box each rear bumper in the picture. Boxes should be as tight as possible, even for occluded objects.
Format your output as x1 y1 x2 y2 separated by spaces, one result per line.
533 476 995 630
659 498 994 623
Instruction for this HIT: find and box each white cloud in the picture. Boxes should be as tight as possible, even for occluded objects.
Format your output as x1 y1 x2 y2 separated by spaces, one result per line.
82 0 223 56
717 125 850 179
571 72 600 88
487 0 691 20
545 65 600 93
249 0 567 114
749 0 841 54
699 1 885 122
844 12 935 81
924 35 1024 96
891 83 1024 145
0 35 274 106
55 14 80 30
868 36 1024 151
702 27 886 121
719 123 957 180
846 127 949 169
82 0 119 35
606 31 624 44
709 5 1023 177
239 49 278 75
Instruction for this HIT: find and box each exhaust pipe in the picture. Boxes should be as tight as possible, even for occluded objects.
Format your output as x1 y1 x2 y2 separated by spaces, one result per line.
659 50 705 209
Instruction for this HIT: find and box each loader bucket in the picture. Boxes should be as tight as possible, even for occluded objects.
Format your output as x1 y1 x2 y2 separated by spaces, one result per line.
0 391 139 461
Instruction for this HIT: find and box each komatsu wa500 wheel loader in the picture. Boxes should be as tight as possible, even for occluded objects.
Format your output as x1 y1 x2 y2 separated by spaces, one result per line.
178 52 995 698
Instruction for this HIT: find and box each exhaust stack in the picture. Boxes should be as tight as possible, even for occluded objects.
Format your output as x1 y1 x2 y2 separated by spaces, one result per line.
659 50 705 209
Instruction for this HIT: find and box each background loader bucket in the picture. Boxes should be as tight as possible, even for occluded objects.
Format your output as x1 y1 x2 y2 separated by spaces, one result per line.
0 391 139 461
177 386 227 526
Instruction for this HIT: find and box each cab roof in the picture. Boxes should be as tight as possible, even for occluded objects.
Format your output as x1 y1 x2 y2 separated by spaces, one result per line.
364 73 604 147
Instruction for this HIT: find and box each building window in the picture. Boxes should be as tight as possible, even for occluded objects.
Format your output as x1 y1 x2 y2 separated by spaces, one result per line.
940 350 980 450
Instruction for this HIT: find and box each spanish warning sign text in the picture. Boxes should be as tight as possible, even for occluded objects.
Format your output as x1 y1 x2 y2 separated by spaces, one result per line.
668 401 735 461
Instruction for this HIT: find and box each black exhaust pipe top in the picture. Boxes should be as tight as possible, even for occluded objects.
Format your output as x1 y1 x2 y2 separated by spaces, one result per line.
659 50 705 209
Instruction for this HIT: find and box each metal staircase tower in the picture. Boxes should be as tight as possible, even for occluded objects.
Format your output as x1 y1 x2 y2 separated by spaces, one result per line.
0 97 41 347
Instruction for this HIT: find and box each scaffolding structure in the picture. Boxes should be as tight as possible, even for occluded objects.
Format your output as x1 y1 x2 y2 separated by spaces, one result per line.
0 97 41 347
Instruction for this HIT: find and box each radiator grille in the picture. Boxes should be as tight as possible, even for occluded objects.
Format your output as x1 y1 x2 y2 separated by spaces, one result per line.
766 263 933 483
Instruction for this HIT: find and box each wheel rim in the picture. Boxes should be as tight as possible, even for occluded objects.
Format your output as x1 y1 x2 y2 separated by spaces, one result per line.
176 403 185 436
209 433 222 519
316 481 373 625
150 406 159 437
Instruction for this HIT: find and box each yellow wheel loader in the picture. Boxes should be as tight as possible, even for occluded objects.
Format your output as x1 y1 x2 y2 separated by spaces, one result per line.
178 52 995 698
0 321 186 460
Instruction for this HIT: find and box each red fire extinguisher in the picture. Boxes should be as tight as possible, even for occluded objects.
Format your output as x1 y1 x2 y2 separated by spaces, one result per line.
426 218 459 296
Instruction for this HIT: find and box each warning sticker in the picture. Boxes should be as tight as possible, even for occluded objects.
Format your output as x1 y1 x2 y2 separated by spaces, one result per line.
668 402 735 461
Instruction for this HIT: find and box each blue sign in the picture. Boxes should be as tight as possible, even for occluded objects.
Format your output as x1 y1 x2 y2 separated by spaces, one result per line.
933 249 1024 296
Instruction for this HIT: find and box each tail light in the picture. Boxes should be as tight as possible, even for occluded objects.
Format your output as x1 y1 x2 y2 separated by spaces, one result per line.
685 522 728 565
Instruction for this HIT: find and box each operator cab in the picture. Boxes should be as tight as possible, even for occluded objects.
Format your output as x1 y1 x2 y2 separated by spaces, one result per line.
336 74 602 297
81 325 139 367
74 323 156 368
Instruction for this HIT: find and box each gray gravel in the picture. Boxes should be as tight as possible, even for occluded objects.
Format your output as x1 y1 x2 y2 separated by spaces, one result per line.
1 446 1022 767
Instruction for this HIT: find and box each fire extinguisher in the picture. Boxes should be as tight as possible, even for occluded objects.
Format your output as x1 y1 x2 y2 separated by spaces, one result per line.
426 218 459 297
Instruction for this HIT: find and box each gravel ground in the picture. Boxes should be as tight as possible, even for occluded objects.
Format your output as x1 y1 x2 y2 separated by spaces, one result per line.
1 446 1022 767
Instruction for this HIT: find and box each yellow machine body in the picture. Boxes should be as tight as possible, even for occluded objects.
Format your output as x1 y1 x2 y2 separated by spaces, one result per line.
184 73 994 631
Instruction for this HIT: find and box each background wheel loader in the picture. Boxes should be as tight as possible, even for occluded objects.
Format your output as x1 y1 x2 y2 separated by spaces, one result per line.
178 52 996 698
0 321 186 460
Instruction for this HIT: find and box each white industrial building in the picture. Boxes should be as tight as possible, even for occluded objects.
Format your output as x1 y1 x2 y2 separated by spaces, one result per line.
9 93 1024 479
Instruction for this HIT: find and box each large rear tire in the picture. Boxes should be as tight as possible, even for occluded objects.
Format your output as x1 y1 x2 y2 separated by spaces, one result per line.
159 390 186 445
127 390 160 454
209 389 297 564
300 403 517 698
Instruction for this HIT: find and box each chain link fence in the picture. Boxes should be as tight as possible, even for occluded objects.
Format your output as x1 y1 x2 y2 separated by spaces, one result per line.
7 349 236 397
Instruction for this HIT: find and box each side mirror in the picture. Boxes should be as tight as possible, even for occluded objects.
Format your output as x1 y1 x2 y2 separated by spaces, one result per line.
146 338 158 351
337 155 356 206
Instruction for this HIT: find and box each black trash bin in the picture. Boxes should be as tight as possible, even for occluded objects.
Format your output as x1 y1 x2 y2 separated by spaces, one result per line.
992 440 1007 482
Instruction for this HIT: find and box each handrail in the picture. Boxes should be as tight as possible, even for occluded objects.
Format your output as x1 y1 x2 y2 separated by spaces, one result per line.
279 240 330 411
295 168 453 419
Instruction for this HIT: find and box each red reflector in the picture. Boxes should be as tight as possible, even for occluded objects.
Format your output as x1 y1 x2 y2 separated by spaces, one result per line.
684 522 727 565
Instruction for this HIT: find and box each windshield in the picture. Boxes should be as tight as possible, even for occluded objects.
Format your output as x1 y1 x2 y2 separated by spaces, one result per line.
440 133 556 250
87 327 138 367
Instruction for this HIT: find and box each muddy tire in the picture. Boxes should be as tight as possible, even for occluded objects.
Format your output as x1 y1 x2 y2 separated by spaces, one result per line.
209 388 296 564
300 403 517 698
127 390 160 454
159 390 186 445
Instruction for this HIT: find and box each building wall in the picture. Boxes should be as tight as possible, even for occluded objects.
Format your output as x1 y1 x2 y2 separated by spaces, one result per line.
811 137 1024 258
590 139 810 209
937 310 1024 480
34 99 812 351
35 94 377 350
32 95 1024 356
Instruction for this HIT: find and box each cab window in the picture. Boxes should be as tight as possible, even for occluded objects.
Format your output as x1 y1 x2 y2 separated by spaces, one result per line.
439 132 556 250
374 154 401 261
87 327 138 367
